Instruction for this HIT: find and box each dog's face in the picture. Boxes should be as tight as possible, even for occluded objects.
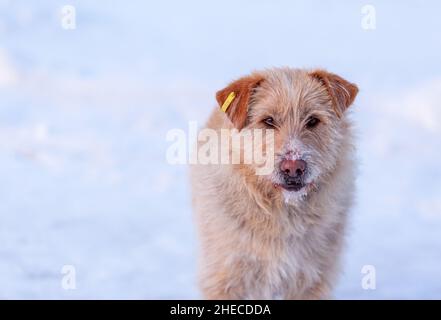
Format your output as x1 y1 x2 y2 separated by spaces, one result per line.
216 68 358 202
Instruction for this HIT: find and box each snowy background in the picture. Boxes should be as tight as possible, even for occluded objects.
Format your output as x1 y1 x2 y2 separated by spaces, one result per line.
0 0 440 299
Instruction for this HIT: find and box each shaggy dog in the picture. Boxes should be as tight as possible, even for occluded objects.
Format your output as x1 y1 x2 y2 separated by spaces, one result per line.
190 67 358 299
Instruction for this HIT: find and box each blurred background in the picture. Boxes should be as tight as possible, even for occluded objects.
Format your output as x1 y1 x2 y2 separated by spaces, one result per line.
0 0 440 299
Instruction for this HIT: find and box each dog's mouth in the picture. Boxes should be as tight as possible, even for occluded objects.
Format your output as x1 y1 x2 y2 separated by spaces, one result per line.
275 176 305 192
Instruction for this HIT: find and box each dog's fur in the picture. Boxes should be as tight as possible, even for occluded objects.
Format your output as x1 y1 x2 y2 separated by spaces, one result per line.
190 67 358 299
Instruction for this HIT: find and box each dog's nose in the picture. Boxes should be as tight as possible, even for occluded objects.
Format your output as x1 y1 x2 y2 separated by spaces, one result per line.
280 159 306 178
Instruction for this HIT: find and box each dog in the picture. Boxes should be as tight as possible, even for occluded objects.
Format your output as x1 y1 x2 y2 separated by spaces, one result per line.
190 67 358 299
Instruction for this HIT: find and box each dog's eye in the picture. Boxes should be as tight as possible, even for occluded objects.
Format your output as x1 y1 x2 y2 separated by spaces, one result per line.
262 117 276 128
305 116 320 129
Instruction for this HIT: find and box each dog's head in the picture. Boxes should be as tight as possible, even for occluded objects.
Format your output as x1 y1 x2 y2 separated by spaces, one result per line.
216 68 358 203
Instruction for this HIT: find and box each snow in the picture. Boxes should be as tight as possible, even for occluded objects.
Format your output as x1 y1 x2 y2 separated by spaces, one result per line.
0 0 440 299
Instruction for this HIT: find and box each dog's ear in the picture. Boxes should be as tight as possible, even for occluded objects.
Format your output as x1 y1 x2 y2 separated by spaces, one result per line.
310 70 358 118
216 74 264 129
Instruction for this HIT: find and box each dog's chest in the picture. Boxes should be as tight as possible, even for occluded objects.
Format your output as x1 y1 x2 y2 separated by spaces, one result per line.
247 217 325 299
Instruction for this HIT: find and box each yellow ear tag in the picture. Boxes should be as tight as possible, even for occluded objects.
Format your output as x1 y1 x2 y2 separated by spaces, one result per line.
221 92 236 113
